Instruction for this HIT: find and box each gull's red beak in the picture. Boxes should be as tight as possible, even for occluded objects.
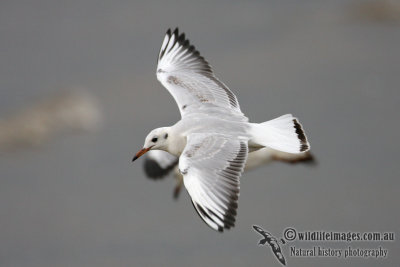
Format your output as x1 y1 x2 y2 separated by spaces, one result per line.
132 146 153 162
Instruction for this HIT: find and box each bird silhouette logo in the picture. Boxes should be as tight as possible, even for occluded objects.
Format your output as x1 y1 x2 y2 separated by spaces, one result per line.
252 225 287 265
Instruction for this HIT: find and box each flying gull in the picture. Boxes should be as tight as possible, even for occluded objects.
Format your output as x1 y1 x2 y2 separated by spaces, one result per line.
132 28 311 232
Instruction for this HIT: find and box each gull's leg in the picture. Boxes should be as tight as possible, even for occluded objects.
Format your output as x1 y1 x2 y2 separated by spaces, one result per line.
173 168 184 200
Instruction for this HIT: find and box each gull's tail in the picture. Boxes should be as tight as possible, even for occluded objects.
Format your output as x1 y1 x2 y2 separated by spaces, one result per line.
250 114 310 154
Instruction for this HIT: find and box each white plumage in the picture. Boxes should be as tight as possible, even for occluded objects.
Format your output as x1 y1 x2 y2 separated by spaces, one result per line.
133 28 311 232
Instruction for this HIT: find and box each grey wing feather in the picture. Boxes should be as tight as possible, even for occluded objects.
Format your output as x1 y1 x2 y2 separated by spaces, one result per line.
156 28 246 120
179 133 248 231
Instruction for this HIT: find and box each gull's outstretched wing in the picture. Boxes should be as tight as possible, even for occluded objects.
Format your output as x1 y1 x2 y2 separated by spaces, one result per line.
156 28 246 119
179 133 248 231
143 150 178 179
244 148 316 170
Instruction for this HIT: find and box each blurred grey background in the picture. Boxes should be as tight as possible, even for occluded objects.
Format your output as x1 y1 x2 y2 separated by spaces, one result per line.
1 0 399 266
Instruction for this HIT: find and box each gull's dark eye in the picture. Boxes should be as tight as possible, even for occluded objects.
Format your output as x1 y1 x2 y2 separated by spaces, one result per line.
164 133 168 139
151 137 158 143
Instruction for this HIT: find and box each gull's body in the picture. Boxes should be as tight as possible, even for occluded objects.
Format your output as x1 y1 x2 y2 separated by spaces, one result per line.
165 114 250 156
133 28 310 232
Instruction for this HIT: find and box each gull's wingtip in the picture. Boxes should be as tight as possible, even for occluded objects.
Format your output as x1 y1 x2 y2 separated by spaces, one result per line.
165 27 180 36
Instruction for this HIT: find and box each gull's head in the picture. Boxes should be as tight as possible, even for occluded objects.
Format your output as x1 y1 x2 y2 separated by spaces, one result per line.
132 127 170 162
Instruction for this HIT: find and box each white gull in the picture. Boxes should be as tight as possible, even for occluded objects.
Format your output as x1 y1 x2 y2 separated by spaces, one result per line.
133 28 310 232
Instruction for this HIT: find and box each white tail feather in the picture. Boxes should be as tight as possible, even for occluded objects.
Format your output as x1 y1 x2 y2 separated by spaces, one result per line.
250 114 310 154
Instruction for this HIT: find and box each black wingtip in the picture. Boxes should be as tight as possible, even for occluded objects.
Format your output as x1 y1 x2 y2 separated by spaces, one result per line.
172 27 179 36
301 152 318 166
272 151 317 165
159 27 213 75
191 200 236 233
170 28 187 44
293 119 309 152
143 157 177 180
